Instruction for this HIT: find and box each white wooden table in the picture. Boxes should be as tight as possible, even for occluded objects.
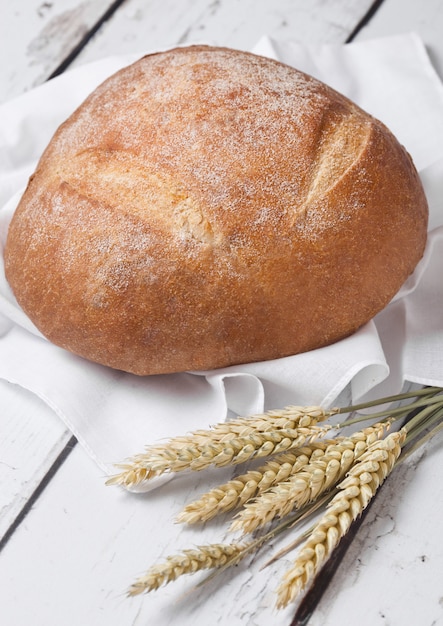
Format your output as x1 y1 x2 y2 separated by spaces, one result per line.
1 1 443 625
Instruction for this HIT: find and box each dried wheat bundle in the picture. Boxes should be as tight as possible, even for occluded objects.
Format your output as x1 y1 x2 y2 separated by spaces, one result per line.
106 386 443 608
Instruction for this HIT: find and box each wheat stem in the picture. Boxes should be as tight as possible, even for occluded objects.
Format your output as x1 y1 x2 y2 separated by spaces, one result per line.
402 401 443 438
335 386 442 415
266 405 443 574
401 416 443 462
121 389 442 608
335 393 443 429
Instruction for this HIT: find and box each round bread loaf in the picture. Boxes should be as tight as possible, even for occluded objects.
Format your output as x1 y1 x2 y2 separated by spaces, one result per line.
4 45 428 375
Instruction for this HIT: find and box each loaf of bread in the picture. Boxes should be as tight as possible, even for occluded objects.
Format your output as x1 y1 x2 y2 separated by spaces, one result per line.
4 45 428 375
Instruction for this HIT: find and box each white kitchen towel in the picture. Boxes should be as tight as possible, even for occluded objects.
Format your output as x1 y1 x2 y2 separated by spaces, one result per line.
0 33 442 487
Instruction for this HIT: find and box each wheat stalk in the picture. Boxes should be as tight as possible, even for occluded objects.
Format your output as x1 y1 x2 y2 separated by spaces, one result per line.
128 542 247 596
275 428 406 608
107 423 333 488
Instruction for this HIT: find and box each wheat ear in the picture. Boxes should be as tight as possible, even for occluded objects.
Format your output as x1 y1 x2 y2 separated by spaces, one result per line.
275 429 406 608
128 543 247 596
107 423 333 488
201 406 332 438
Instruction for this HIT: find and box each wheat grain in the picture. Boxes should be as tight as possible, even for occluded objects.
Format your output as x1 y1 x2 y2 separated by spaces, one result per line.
231 422 391 535
275 429 406 608
128 542 247 596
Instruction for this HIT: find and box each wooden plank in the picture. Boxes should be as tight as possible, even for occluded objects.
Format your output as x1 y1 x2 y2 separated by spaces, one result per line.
72 0 376 67
304 437 443 625
0 0 377 105
0 381 72 540
0 0 122 104
0 444 296 626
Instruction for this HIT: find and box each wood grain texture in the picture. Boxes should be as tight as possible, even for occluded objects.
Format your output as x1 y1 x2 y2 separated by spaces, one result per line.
0 0 376 103
0 425 442 626
0 0 119 103
0 381 71 540
0 445 299 626
72 0 376 66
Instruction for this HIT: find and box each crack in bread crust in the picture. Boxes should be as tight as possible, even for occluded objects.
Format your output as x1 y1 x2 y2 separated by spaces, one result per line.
303 109 371 209
63 148 216 246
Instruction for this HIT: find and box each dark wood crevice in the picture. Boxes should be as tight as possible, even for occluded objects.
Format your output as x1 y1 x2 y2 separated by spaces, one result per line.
345 0 387 42
0 436 77 554
47 0 129 80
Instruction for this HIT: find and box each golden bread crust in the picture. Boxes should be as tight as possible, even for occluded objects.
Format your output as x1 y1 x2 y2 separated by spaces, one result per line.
5 46 428 375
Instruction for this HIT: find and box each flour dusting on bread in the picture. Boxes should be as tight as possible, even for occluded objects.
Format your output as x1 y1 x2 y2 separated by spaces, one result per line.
4 46 428 375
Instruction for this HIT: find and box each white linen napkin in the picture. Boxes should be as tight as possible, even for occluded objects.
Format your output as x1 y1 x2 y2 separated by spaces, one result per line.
1 33 442 487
